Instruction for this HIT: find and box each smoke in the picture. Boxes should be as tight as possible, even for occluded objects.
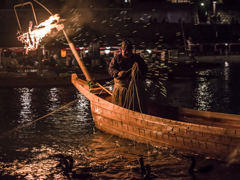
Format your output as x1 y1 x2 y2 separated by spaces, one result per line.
32 0 133 48
34 0 173 50
58 0 96 37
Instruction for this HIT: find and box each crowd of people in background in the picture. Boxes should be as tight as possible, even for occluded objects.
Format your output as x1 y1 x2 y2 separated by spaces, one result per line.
0 52 70 71
41 54 58 68
1 38 239 74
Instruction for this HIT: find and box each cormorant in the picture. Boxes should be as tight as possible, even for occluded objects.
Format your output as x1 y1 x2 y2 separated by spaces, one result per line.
185 156 214 174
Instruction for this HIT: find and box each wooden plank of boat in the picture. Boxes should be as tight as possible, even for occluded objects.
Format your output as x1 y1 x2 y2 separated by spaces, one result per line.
72 74 240 160
148 102 240 129
178 107 240 129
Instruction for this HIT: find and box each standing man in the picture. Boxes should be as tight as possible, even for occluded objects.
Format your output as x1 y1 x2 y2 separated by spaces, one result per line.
49 54 57 67
108 39 148 113
186 37 196 62
88 36 100 70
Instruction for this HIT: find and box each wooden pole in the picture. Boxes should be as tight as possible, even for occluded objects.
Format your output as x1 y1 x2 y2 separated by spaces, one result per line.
62 30 114 96
62 30 93 82
69 43 92 82
181 20 187 57
0 48 2 70
37 46 41 76
2 49 6 71
228 44 231 56
96 82 112 96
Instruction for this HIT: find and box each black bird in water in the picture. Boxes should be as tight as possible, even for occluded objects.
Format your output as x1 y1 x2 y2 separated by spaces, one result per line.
139 156 146 176
54 154 92 179
185 156 214 174
139 156 157 180
55 155 74 177
144 164 152 180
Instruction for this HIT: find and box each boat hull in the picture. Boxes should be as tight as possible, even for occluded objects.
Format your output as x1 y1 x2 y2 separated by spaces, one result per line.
72 74 240 161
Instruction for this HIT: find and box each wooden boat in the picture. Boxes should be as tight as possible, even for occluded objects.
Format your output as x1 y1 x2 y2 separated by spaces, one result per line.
72 73 240 161
63 31 239 161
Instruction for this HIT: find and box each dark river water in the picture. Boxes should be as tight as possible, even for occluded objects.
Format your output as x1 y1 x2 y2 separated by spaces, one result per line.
1 61 240 179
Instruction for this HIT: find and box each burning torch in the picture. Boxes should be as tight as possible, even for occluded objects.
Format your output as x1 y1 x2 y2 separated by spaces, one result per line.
15 0 93 83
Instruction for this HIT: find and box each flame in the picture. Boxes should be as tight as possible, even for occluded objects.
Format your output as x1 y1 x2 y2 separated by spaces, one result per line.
17 14 64 54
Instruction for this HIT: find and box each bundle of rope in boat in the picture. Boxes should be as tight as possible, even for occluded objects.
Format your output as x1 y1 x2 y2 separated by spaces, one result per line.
122 63 152 163
123 63 141 111
96 64 153 168
96 64 152 162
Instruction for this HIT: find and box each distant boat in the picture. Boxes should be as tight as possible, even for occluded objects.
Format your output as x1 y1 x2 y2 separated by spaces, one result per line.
146 60 221 80
176 55 240 62
168 61 221 79
0 67 111 87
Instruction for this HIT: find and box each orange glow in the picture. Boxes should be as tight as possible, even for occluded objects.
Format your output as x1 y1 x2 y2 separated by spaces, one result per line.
17 14 64 54
61 50 66 57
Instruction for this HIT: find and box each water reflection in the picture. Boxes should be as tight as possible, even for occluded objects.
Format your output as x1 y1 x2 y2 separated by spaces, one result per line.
222 61 230 111
224 61 229 81
2 129 240 179
48 88 61 112
2 62 240 179
19 88 34 124
0 93 95 179
193 81 213 111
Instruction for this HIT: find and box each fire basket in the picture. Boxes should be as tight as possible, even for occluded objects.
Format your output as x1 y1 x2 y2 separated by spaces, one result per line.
14 0 93 82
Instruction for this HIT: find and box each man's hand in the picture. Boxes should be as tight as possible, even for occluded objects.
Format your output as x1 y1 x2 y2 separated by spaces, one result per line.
118 71 126 77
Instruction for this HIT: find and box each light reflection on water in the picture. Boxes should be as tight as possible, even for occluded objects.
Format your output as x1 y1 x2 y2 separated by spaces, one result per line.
19 88 34 124
1 62 240 179
194 69 215 112
48 87 61 112
194 81 213 111
147 61 240 115
0 90 96 179
224 61 229 81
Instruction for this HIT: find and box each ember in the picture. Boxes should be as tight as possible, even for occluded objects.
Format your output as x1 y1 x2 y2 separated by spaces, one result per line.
17 14 64 54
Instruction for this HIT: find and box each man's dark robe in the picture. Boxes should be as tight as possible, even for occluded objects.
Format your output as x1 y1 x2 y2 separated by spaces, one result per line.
108 53 148 113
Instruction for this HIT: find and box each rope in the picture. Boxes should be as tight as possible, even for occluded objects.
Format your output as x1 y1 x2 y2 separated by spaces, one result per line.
95 64 151 162
0 98 80 139
112 137 122 157
94 64 152 162
101 134 113 145
121 63 151 163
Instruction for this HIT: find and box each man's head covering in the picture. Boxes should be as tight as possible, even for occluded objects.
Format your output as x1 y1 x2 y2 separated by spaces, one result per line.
121 38 132 51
